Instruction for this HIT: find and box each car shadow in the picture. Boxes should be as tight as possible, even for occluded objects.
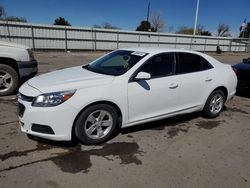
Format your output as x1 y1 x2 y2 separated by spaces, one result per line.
27 134 80 148
28 112 201 147
121 112 201 135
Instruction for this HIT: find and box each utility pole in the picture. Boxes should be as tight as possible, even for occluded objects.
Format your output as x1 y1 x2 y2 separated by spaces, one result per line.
193 0 200 35
146 1 151 22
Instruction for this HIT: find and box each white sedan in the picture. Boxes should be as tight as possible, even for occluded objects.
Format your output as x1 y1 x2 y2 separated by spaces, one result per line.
17 48 237 144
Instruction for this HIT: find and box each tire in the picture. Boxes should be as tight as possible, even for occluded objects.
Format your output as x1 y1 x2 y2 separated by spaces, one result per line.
203 90 225 118
0 64 19 96
75 104 119 145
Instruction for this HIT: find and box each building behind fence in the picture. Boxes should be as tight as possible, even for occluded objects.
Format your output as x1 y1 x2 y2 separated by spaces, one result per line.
0 21 249 52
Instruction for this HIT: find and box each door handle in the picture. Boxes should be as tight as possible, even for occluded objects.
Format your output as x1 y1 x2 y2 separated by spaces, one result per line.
205 78 212 82
169 83 178 89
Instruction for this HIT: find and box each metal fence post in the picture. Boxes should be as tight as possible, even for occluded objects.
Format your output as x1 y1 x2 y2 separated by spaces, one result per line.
91 28 94 51
65 27 68 52
248 35 250 53
6 20 11 41
229 39 232 52
157 34 160 47
190 37 193 50
31 25 35 50
138 33 141 47
204 38 207 52
174 36 177 48
94 29 97 51
117 32 119 49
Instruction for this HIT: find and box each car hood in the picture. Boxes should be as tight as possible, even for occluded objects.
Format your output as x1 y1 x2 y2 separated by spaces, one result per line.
27 66 115 93
0 40 29 49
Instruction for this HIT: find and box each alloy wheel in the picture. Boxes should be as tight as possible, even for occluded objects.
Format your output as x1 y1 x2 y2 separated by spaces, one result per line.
209 94 223 115
0 70 13 92
84 110 113 139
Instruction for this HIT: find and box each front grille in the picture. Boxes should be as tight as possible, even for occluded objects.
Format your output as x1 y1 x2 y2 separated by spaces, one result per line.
18 93 35 102
17 102 25 117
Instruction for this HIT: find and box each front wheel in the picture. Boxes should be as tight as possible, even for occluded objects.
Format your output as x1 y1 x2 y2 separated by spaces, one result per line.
203 90 225 118
75 104 119 145
0 64 19 96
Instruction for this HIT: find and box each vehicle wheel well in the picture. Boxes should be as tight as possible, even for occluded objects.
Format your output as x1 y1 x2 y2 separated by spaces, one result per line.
0 57 19 76
71 101 123 141
211 86 228 100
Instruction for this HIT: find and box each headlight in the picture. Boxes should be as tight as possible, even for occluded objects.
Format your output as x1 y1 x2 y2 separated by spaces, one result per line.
32 90 76 107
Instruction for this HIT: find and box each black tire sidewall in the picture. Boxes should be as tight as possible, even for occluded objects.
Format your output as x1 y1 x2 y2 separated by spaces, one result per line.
0 64 19 96
204 90 225 118
75 104 119 145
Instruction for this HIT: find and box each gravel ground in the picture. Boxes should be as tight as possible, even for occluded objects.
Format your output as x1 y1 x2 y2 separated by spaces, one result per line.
0 51 250 188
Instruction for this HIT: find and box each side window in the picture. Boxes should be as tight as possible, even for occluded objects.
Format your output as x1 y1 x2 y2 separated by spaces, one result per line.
139 53 175 78
202 57 213 70
177 53 203 74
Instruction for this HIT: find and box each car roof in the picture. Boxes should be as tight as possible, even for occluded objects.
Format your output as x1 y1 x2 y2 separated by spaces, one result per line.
119 47 203 56
118 47 225 68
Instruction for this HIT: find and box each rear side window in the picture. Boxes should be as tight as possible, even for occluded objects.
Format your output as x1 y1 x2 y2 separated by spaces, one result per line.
202 57 213 70
177 53 212 74
139 53 175 78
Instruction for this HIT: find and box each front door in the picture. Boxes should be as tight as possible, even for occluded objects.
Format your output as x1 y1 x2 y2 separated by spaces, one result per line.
127 53 180 123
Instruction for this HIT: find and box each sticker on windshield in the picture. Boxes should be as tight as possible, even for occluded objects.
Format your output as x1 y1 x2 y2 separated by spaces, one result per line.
131 51 146 57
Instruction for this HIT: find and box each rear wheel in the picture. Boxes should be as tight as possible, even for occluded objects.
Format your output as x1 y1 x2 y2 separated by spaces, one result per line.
75 104 119 145
203 90 225 118
0 64 19 96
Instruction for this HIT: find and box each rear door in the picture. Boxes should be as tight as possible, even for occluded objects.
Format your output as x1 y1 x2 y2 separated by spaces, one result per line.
176 52 214 109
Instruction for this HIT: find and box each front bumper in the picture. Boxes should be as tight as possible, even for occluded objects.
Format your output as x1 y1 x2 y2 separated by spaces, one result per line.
18 60 38 80
17 96 78 141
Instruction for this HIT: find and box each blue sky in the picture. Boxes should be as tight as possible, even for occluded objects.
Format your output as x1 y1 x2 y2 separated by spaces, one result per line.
1 0 249 36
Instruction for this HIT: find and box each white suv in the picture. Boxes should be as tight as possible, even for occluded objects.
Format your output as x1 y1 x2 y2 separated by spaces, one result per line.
0 41 37 96
17 48 237 145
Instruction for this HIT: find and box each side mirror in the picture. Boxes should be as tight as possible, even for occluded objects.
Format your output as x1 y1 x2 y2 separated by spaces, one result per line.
134 72 151 81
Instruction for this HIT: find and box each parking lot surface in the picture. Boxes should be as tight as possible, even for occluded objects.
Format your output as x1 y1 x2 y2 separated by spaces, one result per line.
0 52 250 188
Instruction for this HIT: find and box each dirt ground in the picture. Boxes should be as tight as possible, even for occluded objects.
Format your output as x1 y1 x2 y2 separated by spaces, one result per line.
0 51 250 188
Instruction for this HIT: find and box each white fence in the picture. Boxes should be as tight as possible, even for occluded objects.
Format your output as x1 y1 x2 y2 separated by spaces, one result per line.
0 21 249 52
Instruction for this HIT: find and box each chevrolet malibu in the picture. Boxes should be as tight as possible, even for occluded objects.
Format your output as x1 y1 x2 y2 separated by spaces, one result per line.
17 48 237 144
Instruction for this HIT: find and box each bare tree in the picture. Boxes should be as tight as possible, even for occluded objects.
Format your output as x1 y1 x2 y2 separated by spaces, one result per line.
93 22 119 30
176 25 211 36
217 24 231 37
150 11 165 32
176 26 193 35
102 22 119 30
0 5 6 18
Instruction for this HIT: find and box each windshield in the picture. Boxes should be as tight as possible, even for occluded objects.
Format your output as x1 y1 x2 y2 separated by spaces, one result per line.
83 50 148 76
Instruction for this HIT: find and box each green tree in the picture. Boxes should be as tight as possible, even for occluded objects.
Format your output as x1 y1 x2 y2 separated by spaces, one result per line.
0 5 5 18
53 17 71 26
93 22 119 30
0 5 27 22
176 26 193 35
4 16 27 22
136 20 156 32
197 25 212 36
239 22 250 38
176 25 212 36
